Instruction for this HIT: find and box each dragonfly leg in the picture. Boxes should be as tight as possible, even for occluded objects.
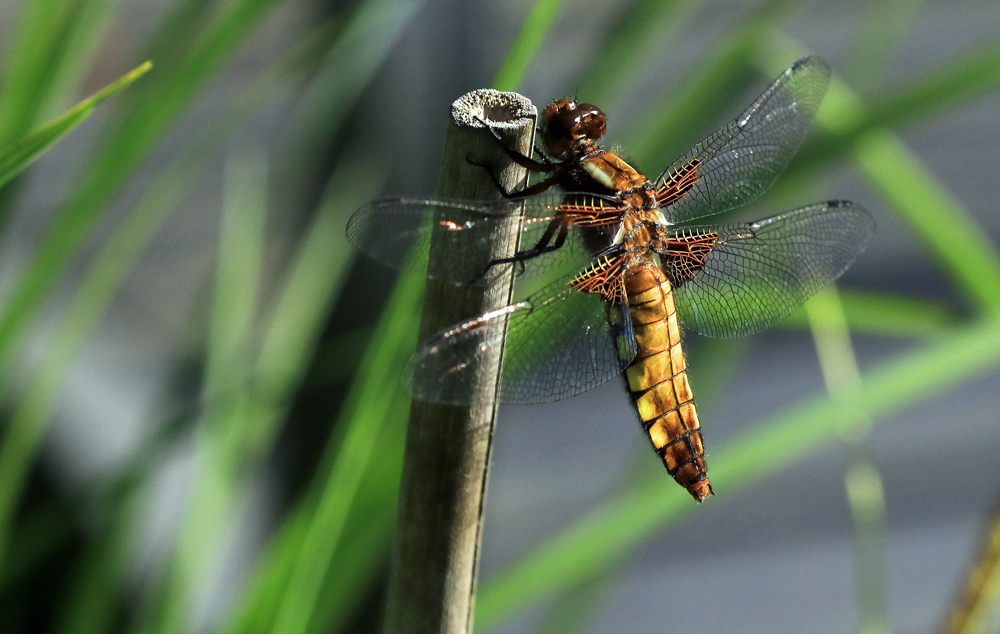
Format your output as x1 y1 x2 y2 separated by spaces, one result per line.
476 214 570 280
466 154 561 199
472 115 554 173
468 116 562 199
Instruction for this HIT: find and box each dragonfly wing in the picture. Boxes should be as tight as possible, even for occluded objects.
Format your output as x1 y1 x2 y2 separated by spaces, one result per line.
656 56 831 224
346 194 616 286
658 200 874 338
404 271 637 405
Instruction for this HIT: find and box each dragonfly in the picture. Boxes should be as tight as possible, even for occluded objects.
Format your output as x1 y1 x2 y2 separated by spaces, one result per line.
347 56 874 502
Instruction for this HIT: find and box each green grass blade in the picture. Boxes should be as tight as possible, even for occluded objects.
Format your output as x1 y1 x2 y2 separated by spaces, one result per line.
0 0 286 374
284 0 421 181
5 28 326 622
268 286 419 634
141 0 222 76
221 499 313 634
865 36 1000 128
492 0 566 91
760 41 1000 313
265 166 422 630
151 151 271 634
268 417 385 634
842 0 924 92
9 0 125 129
0 0 74 145
853 129 1000 313
142 152 383 634
146 139 383 633
791 36 1000 180
206 152 268 397
306 394 407 634
622 0 801 170
244 154 386 457
780 289 959 339
41 0 127 117
221 389 405 634
0 61 151 190
132 102 389 634
0 124 186 574
476 317 1000 628
529 575 614 634
0 0 123 225
805 287 892 634
575 0 702 104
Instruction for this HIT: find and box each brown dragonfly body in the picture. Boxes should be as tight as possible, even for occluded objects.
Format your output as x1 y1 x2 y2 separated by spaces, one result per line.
541 105 712 499
347 57 873 502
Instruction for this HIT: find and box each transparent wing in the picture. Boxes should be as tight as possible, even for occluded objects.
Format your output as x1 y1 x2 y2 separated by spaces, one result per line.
346 194 619 286
655 56 831 224
404 271 636 405
657 200 874 338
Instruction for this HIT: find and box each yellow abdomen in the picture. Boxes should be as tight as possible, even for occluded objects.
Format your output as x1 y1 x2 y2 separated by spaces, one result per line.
624 263 713 502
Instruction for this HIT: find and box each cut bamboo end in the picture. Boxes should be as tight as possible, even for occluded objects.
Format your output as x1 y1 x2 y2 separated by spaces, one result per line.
451 89 535 129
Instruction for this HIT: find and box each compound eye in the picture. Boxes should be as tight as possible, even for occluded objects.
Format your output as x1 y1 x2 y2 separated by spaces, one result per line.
576 103 606 140
541 108 581 157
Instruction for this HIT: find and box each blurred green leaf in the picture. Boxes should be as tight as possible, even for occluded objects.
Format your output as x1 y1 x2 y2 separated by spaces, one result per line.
218 154 395 634
492 0 566 91
143 149 384 634
477 316 1000 628
30 23 337 627
842 0 924 92
307 393 406 634
805 287 891 634
780 289 960 338
142 0 223 73
152 151 270 634
529 575 613 634
0 61 154 575
0 0 122 147
763 42 1000 313
0 0 72 145
287 0 421 171
0 0 288 375
269 267 421 634
222 392 404 634
791 35 1000 179
622 0 801 169
575 0 702 104
853 128 1000 313
0 106 181 574
0 61 151 190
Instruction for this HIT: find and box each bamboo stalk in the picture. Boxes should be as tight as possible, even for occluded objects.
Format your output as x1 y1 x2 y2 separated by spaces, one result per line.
381 90 536 634
941 495 1000 634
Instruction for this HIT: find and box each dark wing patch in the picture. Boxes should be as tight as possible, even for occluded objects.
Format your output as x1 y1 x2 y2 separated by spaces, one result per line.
657 201 874 338
655 56 831 225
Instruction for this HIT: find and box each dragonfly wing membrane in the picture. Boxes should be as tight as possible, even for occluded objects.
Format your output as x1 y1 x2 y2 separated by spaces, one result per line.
405 273 637 405
346 195 613 286
656 56 831 224
662 201 874 338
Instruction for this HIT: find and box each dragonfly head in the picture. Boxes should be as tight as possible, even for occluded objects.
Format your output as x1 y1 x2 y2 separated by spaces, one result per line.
541 99 606 158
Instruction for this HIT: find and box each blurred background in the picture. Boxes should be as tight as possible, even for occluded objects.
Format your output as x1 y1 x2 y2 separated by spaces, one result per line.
0 0 999 633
